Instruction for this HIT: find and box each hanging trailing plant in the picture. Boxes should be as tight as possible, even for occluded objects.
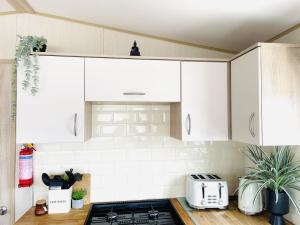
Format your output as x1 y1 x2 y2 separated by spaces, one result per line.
15 35 47 95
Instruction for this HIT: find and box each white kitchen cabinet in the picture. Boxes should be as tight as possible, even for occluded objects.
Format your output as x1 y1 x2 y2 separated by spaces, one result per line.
16 56 86 143
171 61 229 141
231 44 300 146
231 48 262 145
85 58 180 102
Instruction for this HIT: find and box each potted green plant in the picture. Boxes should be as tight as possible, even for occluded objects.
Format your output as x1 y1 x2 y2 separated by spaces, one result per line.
71 188 86 209
239 145 300 225
15 35 47 95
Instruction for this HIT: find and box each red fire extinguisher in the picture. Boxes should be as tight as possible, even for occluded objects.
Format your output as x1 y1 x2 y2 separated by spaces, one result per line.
19 144 35 188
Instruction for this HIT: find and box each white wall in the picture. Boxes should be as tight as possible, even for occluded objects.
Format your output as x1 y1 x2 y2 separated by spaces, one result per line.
0 13 246 222
272 28 300 225
0 13 233 59
0 14 16 59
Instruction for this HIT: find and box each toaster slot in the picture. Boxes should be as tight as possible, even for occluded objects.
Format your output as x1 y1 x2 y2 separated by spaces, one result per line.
207 175 215 179
191 175 199 179
197 174 205 179
213 175 221 179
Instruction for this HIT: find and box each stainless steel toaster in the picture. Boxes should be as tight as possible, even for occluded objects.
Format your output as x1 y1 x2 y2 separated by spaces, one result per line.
185 173 229 209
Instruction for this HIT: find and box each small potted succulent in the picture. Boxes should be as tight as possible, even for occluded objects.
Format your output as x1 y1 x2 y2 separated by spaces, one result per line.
72 188 86 209
239 145 300 225
15 35 47 95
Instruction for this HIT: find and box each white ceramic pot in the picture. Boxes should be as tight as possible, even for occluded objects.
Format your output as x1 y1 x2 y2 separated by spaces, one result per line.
72 199 84 209
238 177 263 215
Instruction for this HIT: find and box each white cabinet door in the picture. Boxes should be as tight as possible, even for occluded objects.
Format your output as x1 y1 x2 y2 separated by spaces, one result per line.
231 48 262 145
181 62 229 141
16 56 85 143
85 58 180 102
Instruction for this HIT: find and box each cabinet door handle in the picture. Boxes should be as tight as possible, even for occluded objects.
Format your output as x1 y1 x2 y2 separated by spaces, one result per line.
0 206 7 216
185 114 191 135
74 113 77 137
249 112 255 138
123 92 146 96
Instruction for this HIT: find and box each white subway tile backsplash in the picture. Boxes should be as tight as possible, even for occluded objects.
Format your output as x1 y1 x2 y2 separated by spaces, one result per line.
99 149 126 161
150 124 169 136
126 149 152 161
93 104 127 112
88 162 116 175
92 104 170 137
151 148 175 160
151 104 170 111
138 112 151 122
33 104 246 204
127 124 150 136
175 147 203 160
152 111 169 123
113 112 129 122
101 124 127 136
96 113 114 122
127 105 150 111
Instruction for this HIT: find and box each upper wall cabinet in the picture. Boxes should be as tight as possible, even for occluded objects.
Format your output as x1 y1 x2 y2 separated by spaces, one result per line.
16 56 86 143
231 44 300 146
171 61 229 141
85 58 180 102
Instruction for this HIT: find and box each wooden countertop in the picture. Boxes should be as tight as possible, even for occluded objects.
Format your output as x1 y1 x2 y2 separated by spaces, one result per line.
14 204 89 225
14 199 293 225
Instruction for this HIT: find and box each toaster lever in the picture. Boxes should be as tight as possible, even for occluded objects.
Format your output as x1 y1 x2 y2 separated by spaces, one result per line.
218 183 224 199
201 183 206 199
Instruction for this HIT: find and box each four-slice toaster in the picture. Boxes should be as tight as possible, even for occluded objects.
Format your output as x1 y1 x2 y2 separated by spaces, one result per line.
185 173 229 209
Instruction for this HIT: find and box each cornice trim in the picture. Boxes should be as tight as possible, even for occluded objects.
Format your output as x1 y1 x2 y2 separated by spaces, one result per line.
6 0 34 13
0 11 19 16
267 23 300 42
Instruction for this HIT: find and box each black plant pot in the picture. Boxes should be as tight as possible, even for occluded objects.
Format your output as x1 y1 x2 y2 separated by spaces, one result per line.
267 189 289 225
32 44 47 52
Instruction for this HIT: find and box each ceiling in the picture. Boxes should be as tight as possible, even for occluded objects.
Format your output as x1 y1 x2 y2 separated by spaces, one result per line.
0 0 14 12
2 0 300 52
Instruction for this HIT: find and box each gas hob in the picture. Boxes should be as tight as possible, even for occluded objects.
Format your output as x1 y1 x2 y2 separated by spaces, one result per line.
84 199 184 225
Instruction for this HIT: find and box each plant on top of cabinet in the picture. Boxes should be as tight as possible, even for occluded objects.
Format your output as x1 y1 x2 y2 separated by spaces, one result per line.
15 35 47 95
239 145 300 225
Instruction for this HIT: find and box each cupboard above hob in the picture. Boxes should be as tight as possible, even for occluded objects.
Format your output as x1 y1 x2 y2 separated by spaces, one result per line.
16 43 300 146
16 55 229 144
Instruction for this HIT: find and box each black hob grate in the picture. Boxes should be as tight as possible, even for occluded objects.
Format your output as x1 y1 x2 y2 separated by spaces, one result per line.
84 199 184 225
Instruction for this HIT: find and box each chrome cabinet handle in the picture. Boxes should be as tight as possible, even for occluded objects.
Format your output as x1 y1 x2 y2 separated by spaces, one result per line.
123 92 146 96
0 206 7 216
249 112 255 138
185 114 191 135
74 113 77 137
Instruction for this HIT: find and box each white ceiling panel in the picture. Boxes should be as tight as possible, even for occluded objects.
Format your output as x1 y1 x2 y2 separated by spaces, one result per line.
0 0 15 12
27 0 300 51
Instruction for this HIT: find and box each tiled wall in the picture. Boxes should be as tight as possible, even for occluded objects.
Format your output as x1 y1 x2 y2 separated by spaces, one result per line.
33 104 246 203
92 104 170 137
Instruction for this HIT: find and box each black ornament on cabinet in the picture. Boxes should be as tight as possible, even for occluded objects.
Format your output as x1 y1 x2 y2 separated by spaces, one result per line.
130 41 141 56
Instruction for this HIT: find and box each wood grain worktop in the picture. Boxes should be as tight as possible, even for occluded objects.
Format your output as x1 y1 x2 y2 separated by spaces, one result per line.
14 198 293 225
14 204 90 225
